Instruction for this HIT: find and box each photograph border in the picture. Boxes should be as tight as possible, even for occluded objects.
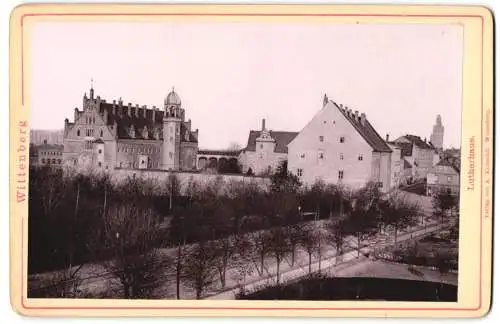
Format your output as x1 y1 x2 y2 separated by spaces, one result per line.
9 3 494 318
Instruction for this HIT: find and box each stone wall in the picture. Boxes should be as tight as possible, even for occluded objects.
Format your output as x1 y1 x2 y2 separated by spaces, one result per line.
108 168 271 194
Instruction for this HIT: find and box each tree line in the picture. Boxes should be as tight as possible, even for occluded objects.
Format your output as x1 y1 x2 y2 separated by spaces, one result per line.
28 161 457 299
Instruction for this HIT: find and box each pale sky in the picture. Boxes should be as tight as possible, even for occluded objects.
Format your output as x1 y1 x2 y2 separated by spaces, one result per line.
30 21 463 149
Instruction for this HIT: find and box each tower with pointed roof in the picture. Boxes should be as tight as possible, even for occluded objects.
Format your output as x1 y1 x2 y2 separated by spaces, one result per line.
430 115 444 150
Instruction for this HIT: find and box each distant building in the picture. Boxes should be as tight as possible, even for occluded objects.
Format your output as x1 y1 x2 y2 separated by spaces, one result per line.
196 149 241 173
426 158 460 196
430 115 444 150
238 119 298 176
32 140 64 167
287 96 393 192
386 141 404 188
30 129 64 145
391 135 437 179
62 85 199 172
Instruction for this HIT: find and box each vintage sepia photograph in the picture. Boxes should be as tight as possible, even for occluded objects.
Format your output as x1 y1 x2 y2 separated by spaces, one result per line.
24 17 465 302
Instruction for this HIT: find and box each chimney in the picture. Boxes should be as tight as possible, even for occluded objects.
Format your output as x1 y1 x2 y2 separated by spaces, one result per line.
143 106 147 118
386 134 389 142
360 113 366 125
127 103 132 116
152 107 156 121
355 110 359 118
261 118 266 131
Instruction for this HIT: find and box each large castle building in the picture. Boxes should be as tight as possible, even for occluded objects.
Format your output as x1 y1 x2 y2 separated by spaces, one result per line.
63 86 199 172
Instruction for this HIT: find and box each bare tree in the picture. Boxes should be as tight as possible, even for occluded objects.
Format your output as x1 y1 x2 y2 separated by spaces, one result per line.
247 228 271 276
432 190 458 224
103 201 166 299
266 226 291 285
300 223 320 274
344 205 378 258
211 199 238 288
228 142 242 151
182 241 218 299
381 192 421 243
286 222 305 267
326 218 348 263
231 235 255 288
164 173 182 211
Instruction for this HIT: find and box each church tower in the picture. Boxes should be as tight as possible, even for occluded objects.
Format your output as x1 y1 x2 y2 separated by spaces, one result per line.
430 115 444 150
162 87 183 170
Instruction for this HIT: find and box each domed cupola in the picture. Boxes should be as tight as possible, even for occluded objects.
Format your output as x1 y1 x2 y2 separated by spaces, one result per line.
165 87 181 106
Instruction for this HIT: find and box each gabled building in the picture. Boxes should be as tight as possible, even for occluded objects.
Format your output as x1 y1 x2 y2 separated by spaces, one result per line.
32 140 64 167
238 119 298 175
386 141 404 188
392 134 437 179
426 158 460 196
287 96 393 192
62 86 199 172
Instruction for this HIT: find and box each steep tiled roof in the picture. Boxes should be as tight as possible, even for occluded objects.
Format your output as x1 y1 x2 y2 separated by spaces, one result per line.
436 158 460 174
402 134 434 150
335 103 392 153
388 141 413 157
37 144 64 150
99 103 197 143
243 130 298 154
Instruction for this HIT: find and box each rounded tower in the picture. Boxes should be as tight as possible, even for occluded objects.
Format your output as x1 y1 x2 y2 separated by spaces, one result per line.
162 87 182 170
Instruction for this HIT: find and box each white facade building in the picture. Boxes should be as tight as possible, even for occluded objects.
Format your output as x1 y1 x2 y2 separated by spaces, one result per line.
287 97 393 192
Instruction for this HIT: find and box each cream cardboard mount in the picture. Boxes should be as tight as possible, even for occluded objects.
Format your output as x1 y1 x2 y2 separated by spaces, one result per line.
9 3 494 318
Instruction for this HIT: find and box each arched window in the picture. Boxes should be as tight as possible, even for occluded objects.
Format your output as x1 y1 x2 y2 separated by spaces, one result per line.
77 129 80 136
41 159 45 164
100 130 103 137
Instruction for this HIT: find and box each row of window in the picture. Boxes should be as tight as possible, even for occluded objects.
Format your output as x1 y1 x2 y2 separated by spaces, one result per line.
76 129 104 137
41 158 62 164
40 151 62 156
85 116 96 124
296 168 345 180
318 136 345 143
118 146 160 154
299 152 363 161
118 161 160 168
